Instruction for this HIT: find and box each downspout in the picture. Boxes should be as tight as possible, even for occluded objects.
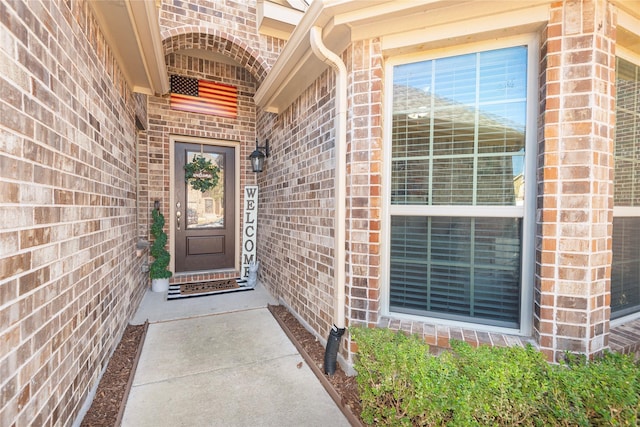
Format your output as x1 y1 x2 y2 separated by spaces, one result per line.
309 26 347 375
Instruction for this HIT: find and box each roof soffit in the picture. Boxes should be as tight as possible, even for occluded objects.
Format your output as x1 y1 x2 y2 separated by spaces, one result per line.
617 5 640 55
258 0 305 40
255 0 554 113
89 0 169 96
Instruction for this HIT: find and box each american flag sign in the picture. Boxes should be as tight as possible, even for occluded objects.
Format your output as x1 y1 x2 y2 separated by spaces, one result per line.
170 75 237 118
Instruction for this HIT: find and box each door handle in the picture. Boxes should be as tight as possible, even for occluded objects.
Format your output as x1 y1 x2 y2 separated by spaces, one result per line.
176 202 181 230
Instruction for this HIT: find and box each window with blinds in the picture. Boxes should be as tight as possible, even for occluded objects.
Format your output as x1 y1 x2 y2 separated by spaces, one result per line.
611 56 640 319
388 45 528 328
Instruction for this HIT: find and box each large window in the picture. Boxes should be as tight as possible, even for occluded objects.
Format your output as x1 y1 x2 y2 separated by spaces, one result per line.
387 44 532 329
611 56 640 319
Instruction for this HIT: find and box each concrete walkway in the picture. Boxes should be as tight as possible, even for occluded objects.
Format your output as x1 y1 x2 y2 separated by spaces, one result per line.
122 284 350 427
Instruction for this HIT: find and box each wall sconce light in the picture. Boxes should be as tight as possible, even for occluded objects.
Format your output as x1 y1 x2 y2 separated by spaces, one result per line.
249 139 269 173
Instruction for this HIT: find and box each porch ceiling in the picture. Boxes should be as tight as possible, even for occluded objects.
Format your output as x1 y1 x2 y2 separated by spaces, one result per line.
89 0 169 96
254 0 555 114
618 4 640 53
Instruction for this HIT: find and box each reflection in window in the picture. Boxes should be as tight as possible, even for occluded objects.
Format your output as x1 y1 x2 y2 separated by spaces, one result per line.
391 46 527 206
389 45 528 327
611 57 640 319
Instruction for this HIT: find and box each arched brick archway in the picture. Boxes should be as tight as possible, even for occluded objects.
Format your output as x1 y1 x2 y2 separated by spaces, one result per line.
162 26 269 84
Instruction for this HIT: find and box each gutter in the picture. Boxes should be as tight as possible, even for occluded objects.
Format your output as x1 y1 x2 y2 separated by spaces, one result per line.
309 26 347 375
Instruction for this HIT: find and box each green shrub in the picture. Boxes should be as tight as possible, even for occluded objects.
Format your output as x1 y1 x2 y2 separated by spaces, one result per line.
447 340 551 426
351 327 459 426
545 352 640 426
149 208 172 279
352 327 640 427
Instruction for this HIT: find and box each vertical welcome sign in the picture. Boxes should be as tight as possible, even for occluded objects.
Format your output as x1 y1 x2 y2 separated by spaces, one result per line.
241 185 258 278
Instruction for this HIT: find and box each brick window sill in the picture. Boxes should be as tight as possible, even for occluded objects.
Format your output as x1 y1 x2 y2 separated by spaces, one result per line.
610 318 640 357
379 315 533 355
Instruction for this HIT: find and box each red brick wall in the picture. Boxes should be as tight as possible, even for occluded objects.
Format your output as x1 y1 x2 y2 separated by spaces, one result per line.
344 39 384 355
536 0 616 362
0 1 147 425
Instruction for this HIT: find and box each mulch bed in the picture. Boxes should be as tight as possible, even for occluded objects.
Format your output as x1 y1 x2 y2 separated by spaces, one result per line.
81 322 147 426
81 306 363 426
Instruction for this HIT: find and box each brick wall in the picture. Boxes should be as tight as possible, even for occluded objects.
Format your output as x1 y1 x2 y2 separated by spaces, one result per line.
536 0 616 362
258 68 338 341
256 0 626 366
159 0 283 78
144 51 258 284
145 0 277 284
0 1 147 425
343 39 384 357
257 38 385 363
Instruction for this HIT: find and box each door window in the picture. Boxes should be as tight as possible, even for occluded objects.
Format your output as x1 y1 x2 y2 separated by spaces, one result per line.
186 151 225 229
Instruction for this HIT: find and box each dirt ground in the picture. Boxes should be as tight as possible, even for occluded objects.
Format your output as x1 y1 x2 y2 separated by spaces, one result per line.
80 305 362 426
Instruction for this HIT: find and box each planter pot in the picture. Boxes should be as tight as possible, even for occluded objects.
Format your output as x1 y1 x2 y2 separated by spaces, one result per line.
151 278 170 292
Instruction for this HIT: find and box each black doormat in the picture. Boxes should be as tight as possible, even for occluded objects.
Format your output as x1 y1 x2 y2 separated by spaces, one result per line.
167 278 253 300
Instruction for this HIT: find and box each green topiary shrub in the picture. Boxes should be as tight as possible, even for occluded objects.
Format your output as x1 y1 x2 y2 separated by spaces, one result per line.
149 208 172 280
352 327 640 427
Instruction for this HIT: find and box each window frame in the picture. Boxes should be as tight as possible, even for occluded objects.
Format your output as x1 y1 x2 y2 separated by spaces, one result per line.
381 35 539 335
610 47 640 326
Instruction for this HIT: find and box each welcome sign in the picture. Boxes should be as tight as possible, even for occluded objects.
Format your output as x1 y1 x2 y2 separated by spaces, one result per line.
241 186 258 278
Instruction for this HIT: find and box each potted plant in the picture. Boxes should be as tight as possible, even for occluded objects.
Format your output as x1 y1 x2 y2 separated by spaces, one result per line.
150 206 172 292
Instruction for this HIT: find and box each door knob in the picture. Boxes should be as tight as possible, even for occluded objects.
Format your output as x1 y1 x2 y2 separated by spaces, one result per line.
176 210 181 230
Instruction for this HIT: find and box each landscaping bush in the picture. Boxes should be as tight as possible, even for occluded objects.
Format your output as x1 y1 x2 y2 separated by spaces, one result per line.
545 352 640 426
351 327 640 426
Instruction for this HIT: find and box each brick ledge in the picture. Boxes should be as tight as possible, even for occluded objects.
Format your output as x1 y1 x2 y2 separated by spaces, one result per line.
379 316 533 354
609 318 640 357
380 316 640 359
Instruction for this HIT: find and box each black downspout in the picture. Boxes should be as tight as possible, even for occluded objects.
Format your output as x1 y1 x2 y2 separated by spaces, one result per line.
323 325 346 376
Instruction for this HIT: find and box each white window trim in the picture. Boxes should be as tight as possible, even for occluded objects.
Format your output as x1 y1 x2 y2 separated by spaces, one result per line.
381 34 539 336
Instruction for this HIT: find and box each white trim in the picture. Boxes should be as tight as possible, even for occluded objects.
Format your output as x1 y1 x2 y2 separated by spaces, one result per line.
89 0 169 95
257 0 304 40
381 4 549 57
615 206 640 216
613 52 640 219
385 34 538 67
381 34 539 336
169 135 241 274
520 35 540 336
389 205 525 218
617 46 640 65
618 8 640 39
